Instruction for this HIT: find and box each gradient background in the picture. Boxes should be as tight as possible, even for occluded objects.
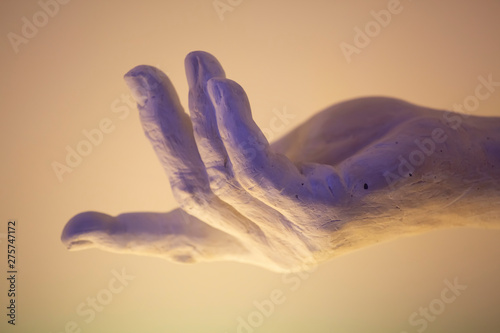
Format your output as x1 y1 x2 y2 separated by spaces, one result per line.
1 0 500 332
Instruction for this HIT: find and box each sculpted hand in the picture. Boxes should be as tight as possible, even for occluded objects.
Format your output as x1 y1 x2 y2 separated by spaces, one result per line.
62 51 500 272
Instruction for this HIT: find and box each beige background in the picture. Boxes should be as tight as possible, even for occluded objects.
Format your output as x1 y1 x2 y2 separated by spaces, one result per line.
1 0 500 332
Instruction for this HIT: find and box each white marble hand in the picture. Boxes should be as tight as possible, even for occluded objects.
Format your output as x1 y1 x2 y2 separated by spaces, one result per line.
61 51 500 272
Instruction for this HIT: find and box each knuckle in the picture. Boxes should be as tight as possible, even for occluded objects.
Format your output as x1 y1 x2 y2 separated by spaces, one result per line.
209 175 234 198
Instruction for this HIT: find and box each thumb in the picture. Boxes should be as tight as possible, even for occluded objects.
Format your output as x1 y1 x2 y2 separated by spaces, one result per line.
61 209 251 264
61 211 122 251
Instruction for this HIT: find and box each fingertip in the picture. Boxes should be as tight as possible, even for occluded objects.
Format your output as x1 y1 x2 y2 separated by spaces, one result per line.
124 65 168 107
124 65 166 89
185 50 214 61
61 211 116 251
207 78 250 116
185 51 226 89
206 77 224 105
185 53 200 89
124 64 165 81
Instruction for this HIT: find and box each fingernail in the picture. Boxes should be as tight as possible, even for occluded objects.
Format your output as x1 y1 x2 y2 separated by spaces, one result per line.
61 211 114 249
185 51 225 90
124 65 164 107
185 53 200 89
207 78 224 105
67 240 94 251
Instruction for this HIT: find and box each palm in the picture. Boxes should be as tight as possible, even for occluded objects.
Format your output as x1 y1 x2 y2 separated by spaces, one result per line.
62 51 500 272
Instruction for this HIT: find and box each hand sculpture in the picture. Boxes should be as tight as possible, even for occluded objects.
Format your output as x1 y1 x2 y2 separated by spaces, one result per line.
62 51 500 272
